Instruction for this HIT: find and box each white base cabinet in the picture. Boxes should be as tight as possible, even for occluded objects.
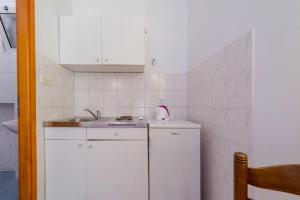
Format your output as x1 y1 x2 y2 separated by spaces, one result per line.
87 141 148 200
45 128 86 200
149 128 201 200
45 127 148 200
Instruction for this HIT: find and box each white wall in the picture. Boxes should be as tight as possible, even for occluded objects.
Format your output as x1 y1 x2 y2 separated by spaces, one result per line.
35 0 73 62
71 0 188 73
188 0 300 199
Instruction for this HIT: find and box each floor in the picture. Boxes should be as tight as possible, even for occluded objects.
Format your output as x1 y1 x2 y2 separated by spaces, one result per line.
0 171 18 200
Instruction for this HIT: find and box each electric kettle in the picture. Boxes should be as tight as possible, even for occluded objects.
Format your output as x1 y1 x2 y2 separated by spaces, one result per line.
155 104 173 121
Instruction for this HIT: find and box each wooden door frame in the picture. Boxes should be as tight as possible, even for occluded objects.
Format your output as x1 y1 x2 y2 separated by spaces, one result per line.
16 0 37 199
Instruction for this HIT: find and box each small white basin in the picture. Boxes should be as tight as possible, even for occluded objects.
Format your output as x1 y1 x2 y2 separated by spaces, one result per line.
2 120 18 134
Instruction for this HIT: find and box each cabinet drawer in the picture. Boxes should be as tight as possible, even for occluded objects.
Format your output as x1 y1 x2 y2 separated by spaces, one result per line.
87 128 147 140
150 128 200 135
45 128 86 140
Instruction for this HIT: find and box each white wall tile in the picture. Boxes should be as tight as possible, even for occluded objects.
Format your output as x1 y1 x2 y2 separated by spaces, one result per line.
52 64 64 86
103 73 117 90
130 90 145 107
145 90 159 107
75 73 89 90
131 107 145 117
64 88 74 107
39 85 52 107
130 73 144 90
103 90 117 107
103 107 117 117
228 72 251 108
64 69 74 89
117 73 131 90
159 73 187 90
228 109 251 146
117 90 130 107
51 86 64 108
64 108 75 118
88 73 102 90
75 90 89 108
51 108 64 119
145 72 159 90
173 91 186 107
117 108 131 116
89 90 103 108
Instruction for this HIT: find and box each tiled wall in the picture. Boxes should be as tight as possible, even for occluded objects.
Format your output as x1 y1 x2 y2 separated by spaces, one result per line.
187 32 253 200
74 70 187 119
36 54 75 133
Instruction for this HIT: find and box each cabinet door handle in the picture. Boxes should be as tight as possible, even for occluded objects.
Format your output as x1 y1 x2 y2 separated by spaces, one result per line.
96 58 100 62
78 144 83 147
114 133 119 136
171 132 180 135
88 145 93 149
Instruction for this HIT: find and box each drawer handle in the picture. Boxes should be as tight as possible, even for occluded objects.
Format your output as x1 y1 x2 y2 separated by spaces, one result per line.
89 145 93 149
78 144 83 147
114 133 119 136
171 132 180 135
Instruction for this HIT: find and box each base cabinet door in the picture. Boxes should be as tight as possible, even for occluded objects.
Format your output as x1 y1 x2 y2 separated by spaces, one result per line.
149 129 201 200
45 140 86 200
87 141 148 200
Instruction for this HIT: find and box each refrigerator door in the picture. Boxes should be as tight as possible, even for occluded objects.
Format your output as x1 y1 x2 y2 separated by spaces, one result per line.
149 128 201 200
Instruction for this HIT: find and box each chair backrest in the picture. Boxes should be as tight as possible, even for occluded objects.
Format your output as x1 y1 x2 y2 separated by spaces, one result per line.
234 152 300 200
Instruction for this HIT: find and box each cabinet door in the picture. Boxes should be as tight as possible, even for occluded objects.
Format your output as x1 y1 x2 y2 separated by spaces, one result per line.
46 140 86 200
150 130 201 200
60 16 102 65
87 141 148 200
102 15 145 65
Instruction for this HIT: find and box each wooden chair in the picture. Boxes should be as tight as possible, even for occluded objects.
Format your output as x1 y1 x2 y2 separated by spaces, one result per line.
234 152 300 200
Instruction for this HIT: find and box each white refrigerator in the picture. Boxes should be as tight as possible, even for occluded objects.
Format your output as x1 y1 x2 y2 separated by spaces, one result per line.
149 120 201 200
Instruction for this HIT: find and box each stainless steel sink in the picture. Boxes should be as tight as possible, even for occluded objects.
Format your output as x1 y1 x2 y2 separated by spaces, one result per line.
107 121 137 127
68 117 96 122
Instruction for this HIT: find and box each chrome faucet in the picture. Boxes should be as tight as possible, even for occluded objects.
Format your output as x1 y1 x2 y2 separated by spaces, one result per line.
84 109 101 120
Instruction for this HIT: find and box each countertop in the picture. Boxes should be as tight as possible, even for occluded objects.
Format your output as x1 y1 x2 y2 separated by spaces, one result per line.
43 117 148 128
148 119 201 129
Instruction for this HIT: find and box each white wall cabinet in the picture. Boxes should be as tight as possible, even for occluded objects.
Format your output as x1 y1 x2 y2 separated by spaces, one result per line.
102 15 145 66
60 16 102 65
59 15 145 72
149 128 201 200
